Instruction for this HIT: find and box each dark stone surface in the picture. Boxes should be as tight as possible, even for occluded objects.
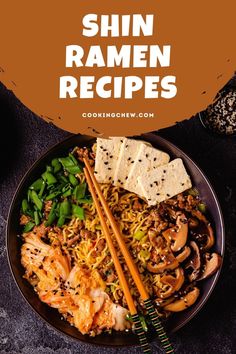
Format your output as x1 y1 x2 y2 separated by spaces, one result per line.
0 82 236 354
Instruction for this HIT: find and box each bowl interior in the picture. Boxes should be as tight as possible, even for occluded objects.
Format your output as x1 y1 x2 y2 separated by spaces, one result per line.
7 133 224 347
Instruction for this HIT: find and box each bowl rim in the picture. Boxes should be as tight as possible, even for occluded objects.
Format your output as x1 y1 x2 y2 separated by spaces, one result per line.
6 132 225 347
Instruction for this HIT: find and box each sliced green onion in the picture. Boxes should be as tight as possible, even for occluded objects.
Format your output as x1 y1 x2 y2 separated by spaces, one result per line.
23 221 35 233
46 165 53 173
45 202 57 226
72 204 84 220
31 190 43 210
65 165 81 175
139 250 150 260
69 174 79 187
59 199 71 217
58 174 69 184
51 158 62 173
38 180 46 198
59 156 74 168
62 189 72 197
126 313 133 322
139 315 148 332
42 171 57 185
59 156 82 175
73 183 87 200
22 199 29 214
188 187 199 197
198 203 206 213
77 198 93 204
69 153 78 165
57 215 65 227
134 229 145 241
30 178 44 191
34 210 40 226
45 190 61 201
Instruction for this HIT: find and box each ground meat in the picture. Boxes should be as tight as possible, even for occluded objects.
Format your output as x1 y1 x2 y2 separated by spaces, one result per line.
96 238 106 252
80 229 95 240
44 200 52 218
76 147 95 166
177 193 186 209
20 214 31 225
67 235 80 247
133 199 143 211
106 270 116 283
33 224 48 238
52 226 64 244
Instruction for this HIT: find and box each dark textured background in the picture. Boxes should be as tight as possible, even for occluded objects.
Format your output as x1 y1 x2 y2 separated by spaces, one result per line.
0 82 236 353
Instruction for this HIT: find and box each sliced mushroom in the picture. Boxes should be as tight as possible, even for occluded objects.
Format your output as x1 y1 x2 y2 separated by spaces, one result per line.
155 295 175 308
176 246 191 263
162 213 188 252
198 253 222 280
147 249 179 273
191 210 214 251
188 217 199 229
204 224 214 251
186 241 201 282
163 287 200 312
157 267 185 299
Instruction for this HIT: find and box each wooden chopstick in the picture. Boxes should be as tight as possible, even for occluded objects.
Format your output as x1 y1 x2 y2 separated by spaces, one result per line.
84 158 149 300
83 157 174 354
84 167 151 354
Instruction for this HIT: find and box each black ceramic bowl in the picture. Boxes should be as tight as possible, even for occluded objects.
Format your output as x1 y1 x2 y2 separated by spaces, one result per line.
7 133 225 347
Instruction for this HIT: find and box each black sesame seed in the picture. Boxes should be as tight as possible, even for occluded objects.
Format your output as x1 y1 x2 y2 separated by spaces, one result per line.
161 178 165 181
167 194 170 197
150 184 153 187
156 193 160 195
110 155 113 158
181 183 185 186
128 157 131 161
146 154 149 158
131 161 134 163
163 170 166 173
154 157 157 161
125 176 128 180
108 167 111 170
104 161 108 165
138 159 142 162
